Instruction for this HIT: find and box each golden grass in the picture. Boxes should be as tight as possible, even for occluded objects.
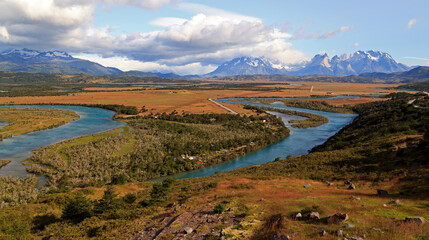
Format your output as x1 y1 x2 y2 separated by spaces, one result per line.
0 108 79 139
0 82 409 114
184 177 429 239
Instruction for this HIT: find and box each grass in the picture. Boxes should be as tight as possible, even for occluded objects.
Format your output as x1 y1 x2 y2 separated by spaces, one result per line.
0 108 79 140
0 82 403 114
0 159 11 169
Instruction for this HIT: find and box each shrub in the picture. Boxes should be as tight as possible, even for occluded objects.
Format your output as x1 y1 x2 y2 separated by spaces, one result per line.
123 193 137 204
62 195 93 223
214 203 226 214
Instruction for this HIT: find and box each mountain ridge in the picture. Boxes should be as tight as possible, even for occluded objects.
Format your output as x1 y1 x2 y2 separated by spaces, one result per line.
206 50 411 77
0 48 121 75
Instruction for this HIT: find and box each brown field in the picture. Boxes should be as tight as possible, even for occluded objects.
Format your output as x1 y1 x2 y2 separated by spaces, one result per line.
0 82 409 114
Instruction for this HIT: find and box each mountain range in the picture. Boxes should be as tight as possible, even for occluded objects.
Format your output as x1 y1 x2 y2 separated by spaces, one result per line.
0 48 121 75
205 51 411 77
0 48 419 79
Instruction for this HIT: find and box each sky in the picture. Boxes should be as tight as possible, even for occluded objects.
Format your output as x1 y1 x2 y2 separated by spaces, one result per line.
0 0 428 74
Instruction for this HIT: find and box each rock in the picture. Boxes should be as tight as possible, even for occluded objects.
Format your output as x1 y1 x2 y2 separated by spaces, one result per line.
344 180 352 185
184 227 193 234
320 229 328 236
309 212 320 221
326 181 334 186
349 235 364 240
336 229 344 237
348 184 356 190
349 196 361 201
272 234 291 240
377 189 388 196
383 204 387 207
389 199 400 205
293 212 302 220
303 183 311 188
328 213 349 224
405 216 426 225
345 224 355 229
371 227 381 232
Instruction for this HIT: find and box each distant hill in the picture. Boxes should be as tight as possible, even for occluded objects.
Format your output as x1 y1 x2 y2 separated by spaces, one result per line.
207 51 411 77
0 48 122 75
110 71 185 79
360 66 429 83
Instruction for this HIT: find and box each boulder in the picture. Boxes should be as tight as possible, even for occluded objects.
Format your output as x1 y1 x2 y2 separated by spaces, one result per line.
349 196 361 201
309 212 320 221
293 212 302 220
303 183 311 188
405 216 426 225
377 189 388 196
345 224 355 229
272 234 291 240
320 229 328 236
389 199 400 205
327 213 349 224
184 227 193 234
326 181 334 186
336 229 344 237
348 184 356 190
344 180 352 185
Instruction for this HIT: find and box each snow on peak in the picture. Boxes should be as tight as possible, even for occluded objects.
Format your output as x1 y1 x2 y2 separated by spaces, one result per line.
2 48 40 58
1 48 73 59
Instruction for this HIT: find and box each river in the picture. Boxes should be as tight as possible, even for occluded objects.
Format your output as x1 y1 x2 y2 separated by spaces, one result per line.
0 105 126 187
0 97 362 185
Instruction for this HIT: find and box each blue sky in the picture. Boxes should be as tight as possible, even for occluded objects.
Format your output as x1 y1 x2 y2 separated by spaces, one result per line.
0 0 427 74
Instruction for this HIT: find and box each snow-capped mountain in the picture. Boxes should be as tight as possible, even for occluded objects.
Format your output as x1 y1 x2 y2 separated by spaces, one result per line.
294 50 410 76
0 48 121 75
1 48 73 59
207 51 411 77
205 57 284 77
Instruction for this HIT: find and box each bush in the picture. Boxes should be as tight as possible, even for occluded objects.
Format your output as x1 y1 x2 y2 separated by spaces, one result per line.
62 195 93 223
123 193 137 204
214 203 226 214
150 178 175 202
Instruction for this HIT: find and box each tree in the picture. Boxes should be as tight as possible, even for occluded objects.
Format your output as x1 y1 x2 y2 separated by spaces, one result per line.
94 186 120 214
150 178 175 202
62 195 93 223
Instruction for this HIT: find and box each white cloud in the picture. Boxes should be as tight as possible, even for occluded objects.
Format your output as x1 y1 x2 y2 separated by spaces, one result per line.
75 54 217 75
407 18 418 29
179 3 261 22
403 56 429 65
150 17 187 27
352 43 360 47
0 26 9 41
290 23 354 40
307 25 355 39
0 0 305 74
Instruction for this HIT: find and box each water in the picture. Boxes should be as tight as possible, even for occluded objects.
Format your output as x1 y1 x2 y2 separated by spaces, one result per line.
164 97 357 180
0 97 358 184
0 105 126 186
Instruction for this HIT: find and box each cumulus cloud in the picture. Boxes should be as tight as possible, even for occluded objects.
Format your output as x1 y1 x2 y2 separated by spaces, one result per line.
150 17 187 27
407 19 418 29
0 26 10 41
75 54 217 75
0 0 306 74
